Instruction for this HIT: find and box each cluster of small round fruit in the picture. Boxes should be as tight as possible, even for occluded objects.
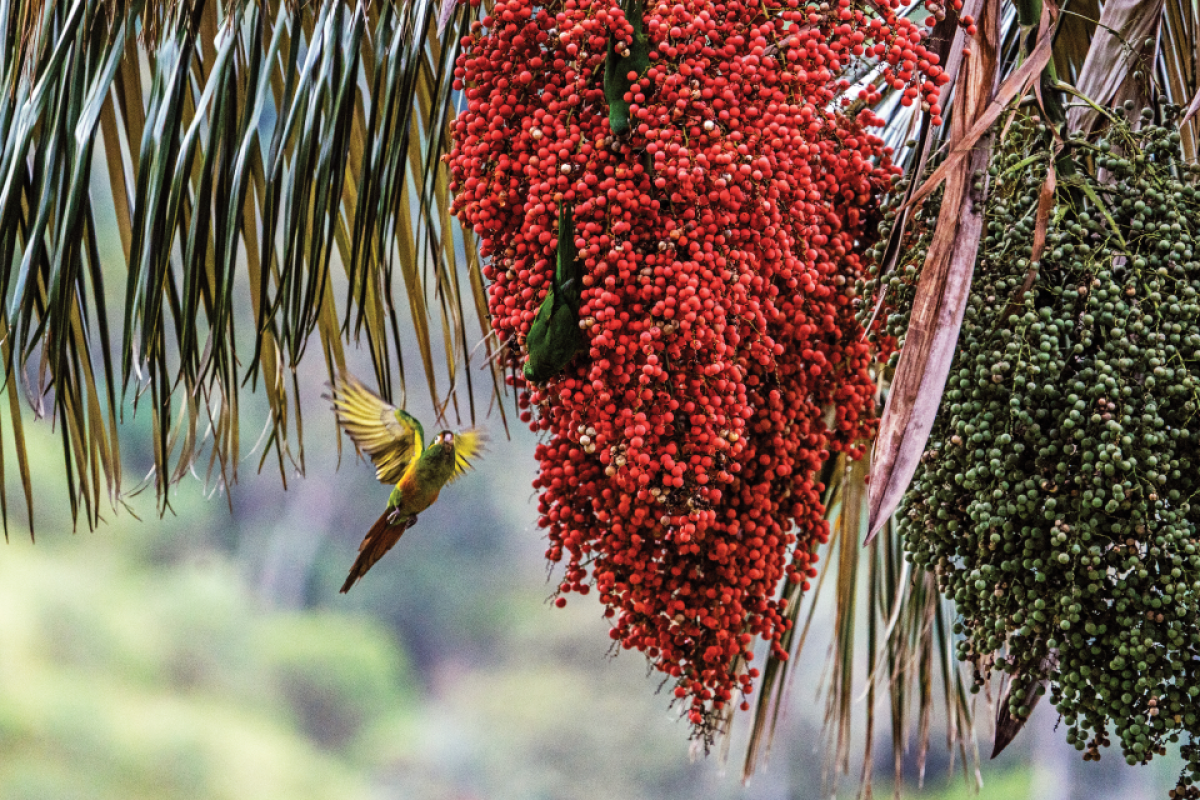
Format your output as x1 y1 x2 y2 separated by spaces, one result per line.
447 0 946 735
870 106 1200 789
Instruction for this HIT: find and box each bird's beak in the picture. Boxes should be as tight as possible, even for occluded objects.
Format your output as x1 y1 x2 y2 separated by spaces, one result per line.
441 432 455 446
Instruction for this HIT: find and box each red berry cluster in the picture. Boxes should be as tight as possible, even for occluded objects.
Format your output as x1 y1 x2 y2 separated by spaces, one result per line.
446 0 946 735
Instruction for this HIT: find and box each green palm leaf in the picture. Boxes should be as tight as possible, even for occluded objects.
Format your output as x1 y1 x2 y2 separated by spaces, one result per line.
0 0 498 533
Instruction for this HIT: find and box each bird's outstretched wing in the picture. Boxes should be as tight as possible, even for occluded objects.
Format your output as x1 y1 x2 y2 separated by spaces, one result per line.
329 373 425 485
447 429 487 483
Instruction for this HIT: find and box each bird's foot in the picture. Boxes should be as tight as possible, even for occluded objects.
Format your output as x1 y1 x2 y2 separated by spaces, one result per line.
386 510 417 527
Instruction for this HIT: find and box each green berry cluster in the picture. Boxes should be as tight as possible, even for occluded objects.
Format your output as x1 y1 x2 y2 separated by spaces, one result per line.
867 104 1200 791
858 177 942 368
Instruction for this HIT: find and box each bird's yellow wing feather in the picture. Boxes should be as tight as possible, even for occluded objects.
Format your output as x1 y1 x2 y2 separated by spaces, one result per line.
330 373 424 485
448 429 487 484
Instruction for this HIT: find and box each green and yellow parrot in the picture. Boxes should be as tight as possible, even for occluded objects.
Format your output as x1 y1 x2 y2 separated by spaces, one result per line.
330 373 486 593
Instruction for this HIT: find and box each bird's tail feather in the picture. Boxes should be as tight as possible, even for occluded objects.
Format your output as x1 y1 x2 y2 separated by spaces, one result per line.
340 511 413 593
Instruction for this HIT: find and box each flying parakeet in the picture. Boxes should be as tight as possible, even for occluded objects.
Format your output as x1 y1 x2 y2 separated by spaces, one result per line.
329 373 486 593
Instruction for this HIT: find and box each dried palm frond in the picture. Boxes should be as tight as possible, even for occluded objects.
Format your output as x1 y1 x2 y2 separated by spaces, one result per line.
729 446 977 798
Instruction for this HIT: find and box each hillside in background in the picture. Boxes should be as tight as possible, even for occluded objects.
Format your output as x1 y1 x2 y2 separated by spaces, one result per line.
0 375 1183 800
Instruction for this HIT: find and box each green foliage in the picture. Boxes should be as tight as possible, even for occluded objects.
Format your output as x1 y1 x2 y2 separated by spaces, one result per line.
0 541 412 800
523 207 586 383
260 614 413 749
602 0 650 136
913 768 1032 800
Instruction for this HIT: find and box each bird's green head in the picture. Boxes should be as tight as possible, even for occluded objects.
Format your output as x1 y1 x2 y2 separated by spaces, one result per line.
427 430 456 460
415 430 458 483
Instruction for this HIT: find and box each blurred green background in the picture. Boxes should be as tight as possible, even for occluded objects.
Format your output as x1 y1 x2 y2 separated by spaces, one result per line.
0 378 1188 800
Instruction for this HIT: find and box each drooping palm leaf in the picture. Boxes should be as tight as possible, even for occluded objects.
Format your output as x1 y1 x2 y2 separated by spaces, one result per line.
867 0 1016 542
730 442 977 796
0 0 499 533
